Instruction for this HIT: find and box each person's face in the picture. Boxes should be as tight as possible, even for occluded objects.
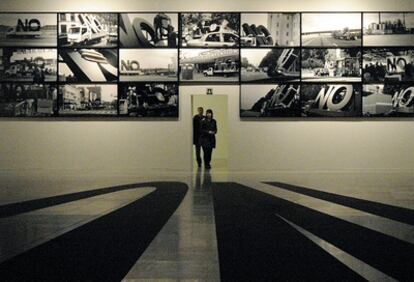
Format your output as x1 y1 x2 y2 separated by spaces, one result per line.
206 112 212 119
198 107 203 115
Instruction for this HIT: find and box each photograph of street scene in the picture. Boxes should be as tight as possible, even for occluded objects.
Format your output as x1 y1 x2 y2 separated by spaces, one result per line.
301 48 361 82
180 13 239 47
58 13 118 48
240 84 300 117
363 84 414 117
0 83 57 117
363 48 414 83
363 13 414 46
240 13 300 47
58 84 117 116
119 83 178 117
0 13 57 47
180 49 239 82
302 13 361 47
0 48 57 82
241 48 300 82
119 49 177 82
119 13 178 47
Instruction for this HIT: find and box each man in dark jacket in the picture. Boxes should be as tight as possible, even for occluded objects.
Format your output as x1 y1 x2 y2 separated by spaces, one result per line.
193 107 204 167
199 109 217 169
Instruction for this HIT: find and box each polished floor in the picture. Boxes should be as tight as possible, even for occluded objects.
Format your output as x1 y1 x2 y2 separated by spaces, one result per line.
0 168 413 281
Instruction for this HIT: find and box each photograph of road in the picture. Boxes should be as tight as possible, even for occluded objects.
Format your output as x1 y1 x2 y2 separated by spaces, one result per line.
363 48 414 83
363 13 414 46
180 49 239 82
119 83 178 117
58 84 117 116
119 13 178 47
302 13 361 47
0 48 57 82
58 13 118 48
301 48 361 82
119 49 177 82
241 48 300 82
0 13 57 47
180 13 239 47
301 84 362 117
240 84 300 117
363 84 414 117
0 83 57 117
240 13 300 47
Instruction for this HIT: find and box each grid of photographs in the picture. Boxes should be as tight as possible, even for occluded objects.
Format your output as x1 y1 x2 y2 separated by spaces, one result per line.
0 12 413 118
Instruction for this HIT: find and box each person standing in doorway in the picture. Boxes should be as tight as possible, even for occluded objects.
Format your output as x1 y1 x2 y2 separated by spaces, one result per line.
199 109 217 169
193 107 204 168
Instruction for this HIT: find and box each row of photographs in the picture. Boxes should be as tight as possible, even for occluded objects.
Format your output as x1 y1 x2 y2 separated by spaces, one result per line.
1 47 413 83
1 12 414 48
0 82 413 118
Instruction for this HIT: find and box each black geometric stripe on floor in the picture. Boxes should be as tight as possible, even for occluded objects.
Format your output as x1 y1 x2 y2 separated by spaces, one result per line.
0 182 188 282
212 182 414 281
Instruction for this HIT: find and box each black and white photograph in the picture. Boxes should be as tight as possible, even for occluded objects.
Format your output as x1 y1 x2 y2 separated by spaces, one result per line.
180 13 239 47
119 49 177 82
58 13 118 47
363 13 414 46
58 49 118 82
0 13 57 47
0 48 57 82
363 84 414 117
301 48 361 82
363 48 414 83
0 83 57 117
240 13 300 47
58 84 117 116
119 13 178 47
180 49 239 82
241 48 300 82
240 84 300 117
301 84 362 117
119 83 178 117
301 13 362 47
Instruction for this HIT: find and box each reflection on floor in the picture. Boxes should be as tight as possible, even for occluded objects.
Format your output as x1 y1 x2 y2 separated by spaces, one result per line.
0 169 413 281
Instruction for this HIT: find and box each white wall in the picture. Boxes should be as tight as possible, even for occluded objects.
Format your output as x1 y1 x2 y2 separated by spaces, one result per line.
1 0 414 173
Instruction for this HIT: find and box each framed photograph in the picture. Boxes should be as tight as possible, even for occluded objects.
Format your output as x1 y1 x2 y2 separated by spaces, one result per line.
241 48 300 82
301 48 361 82
301 83 362 117
119 13 178 47
58 84 117 116
58 13 118 48
179 49 239 83
240 13 300 47
119 49 177 82
363 48 414 83
118 83 178 117
58 49 118 82
301 13 362 47
363 13 414 46
180 13 240 47
240 84 300 117
0 48 57 82
0 13 57 47
0 83 57 117
363 84 414 117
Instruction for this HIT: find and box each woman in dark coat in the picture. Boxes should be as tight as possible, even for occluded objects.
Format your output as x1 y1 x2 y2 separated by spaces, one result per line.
199 109 217 169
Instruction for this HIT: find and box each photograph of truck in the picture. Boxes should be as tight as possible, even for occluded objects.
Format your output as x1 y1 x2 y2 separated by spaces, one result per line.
181 13 240 47
58 13 118 47
118 83 178 117
180 49 239 82
120 13 178 47
0 13 57 47
119 49 177 82
241 48 300 82
0 48 57 82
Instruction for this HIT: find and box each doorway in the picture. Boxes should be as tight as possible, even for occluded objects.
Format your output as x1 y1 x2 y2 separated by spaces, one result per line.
191 95 228 171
